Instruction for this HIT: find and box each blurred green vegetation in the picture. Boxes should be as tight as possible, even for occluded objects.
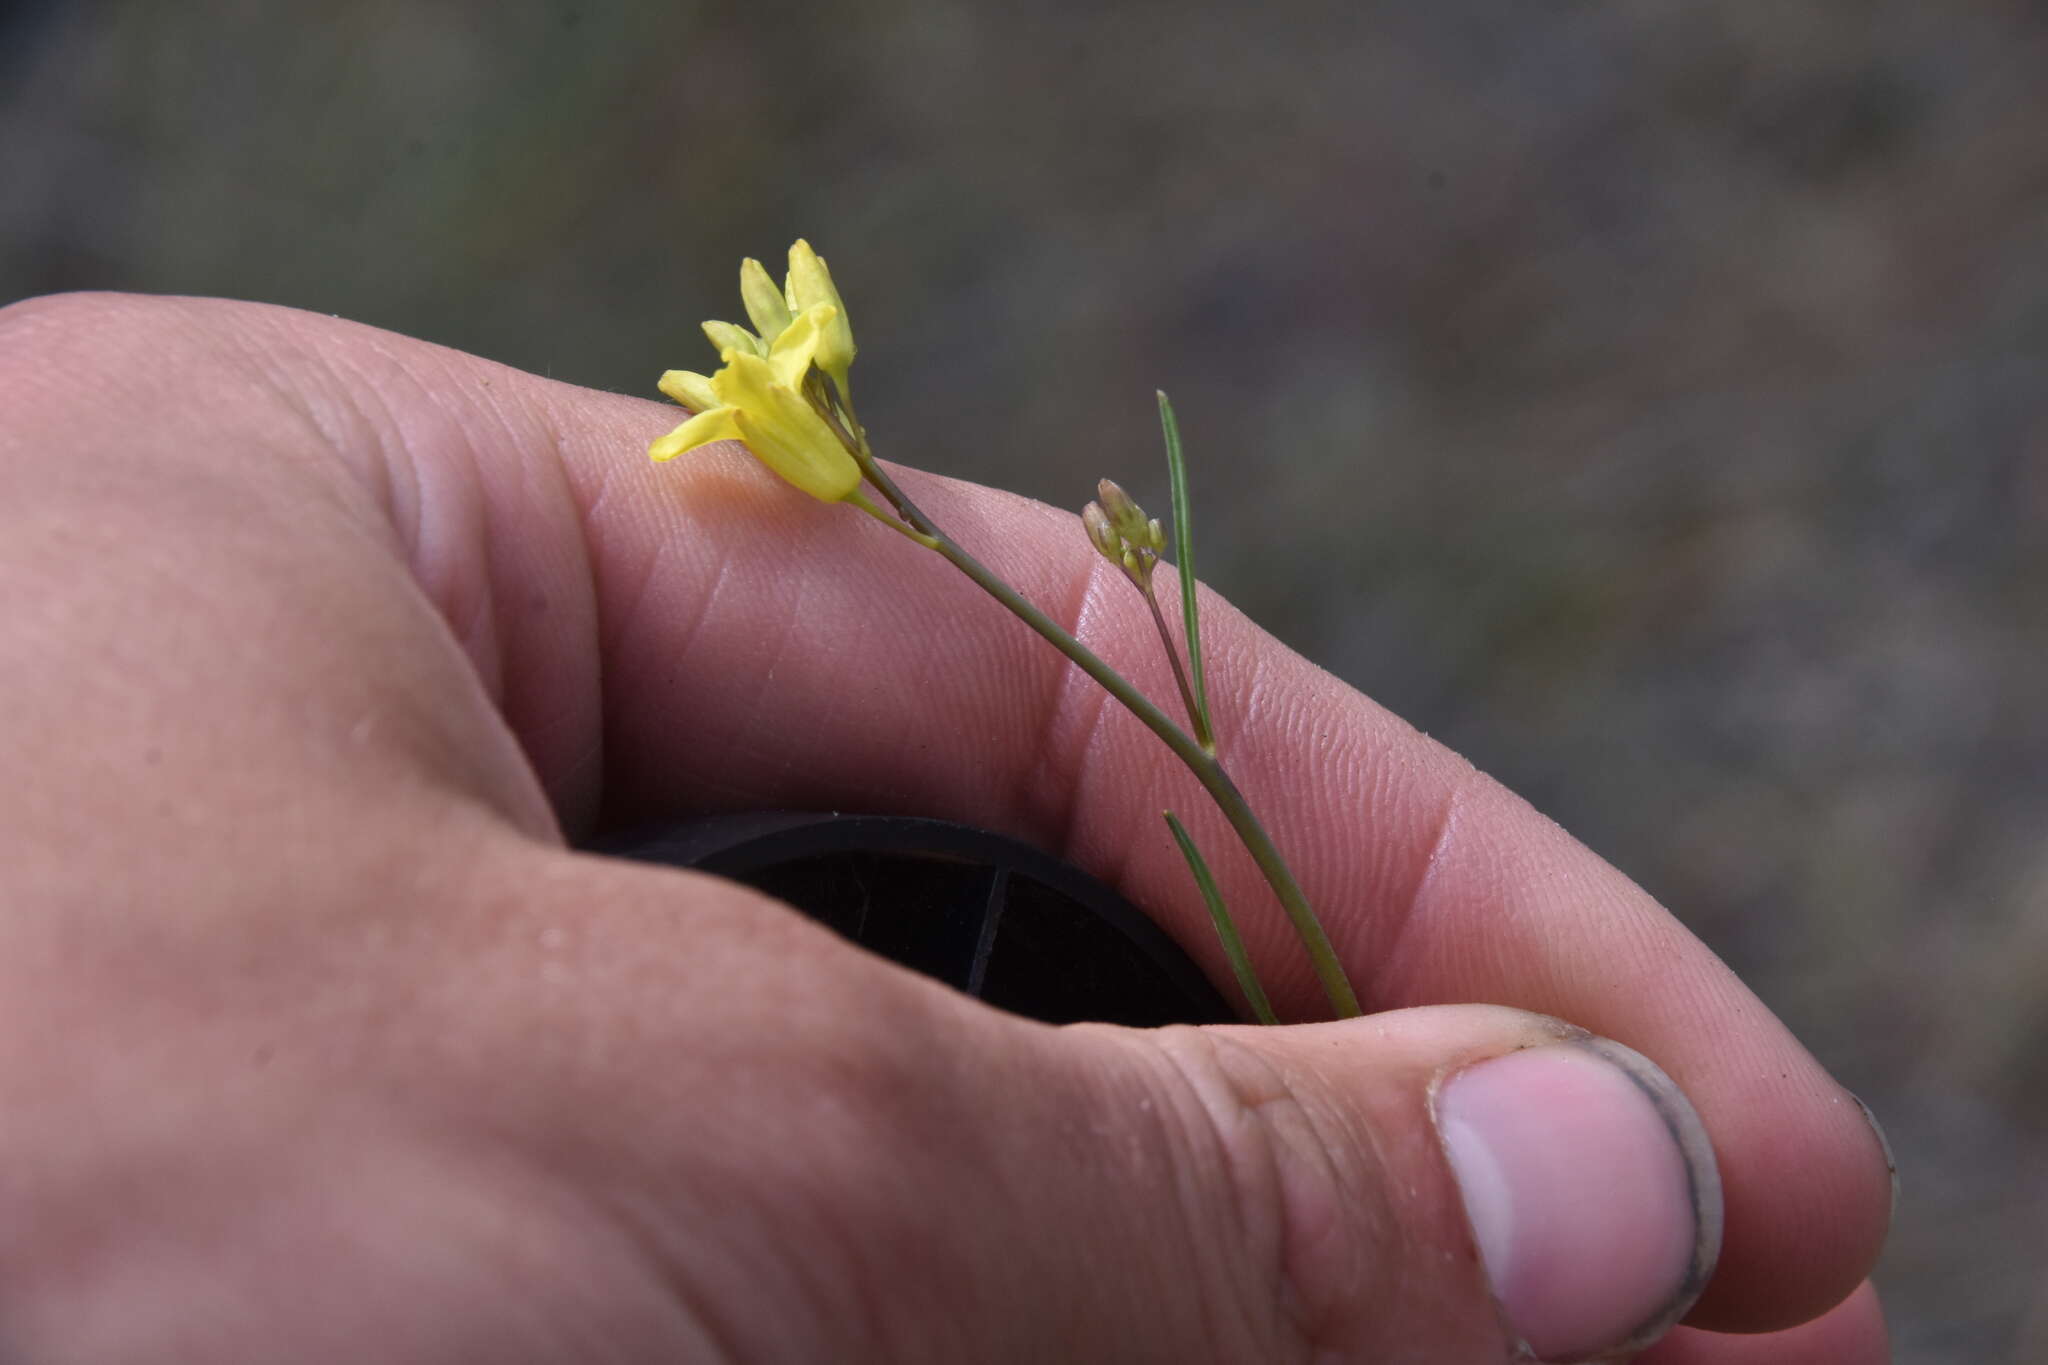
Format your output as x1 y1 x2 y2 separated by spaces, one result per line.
4 2 2044 1357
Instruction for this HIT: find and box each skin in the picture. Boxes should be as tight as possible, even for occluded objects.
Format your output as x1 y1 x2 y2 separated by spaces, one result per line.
0 292 1892 1363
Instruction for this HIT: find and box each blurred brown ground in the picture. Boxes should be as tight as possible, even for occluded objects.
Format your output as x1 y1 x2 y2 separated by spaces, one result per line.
3 2 2043 1358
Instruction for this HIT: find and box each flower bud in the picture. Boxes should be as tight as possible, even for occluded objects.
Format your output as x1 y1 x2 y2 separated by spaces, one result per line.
786 239 856 393
739 257 793 340
1082 501 1122 561
702 320 763 358
1096 479 1150 545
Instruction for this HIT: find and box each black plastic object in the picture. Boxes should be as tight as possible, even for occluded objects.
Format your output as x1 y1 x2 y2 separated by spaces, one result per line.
594 812 1234 1027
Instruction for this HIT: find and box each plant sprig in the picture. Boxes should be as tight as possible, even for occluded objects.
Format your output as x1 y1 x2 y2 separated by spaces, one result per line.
646 242 1362 1022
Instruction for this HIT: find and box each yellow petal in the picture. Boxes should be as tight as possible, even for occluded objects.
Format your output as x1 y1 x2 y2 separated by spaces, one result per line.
766 304 834 390
732 409 862 502
739 258 792 340
711 349 786 413
786 240 855 391
715 352 861 501
702 320 762 358
648 405 741 461
658 369 722 413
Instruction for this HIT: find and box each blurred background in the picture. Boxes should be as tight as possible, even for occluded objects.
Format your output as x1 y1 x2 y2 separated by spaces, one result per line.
3 1 2041 1356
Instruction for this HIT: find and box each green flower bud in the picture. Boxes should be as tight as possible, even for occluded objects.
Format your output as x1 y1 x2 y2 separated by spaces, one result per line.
1082 501 1122 562
1096 479 1150 545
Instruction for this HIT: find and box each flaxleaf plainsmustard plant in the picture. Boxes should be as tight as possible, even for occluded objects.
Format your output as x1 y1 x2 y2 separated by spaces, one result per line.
646 241 1361 1022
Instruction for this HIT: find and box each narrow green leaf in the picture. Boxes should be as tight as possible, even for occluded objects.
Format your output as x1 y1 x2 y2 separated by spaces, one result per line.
1165 809 1278 1025
1158 391 1214 752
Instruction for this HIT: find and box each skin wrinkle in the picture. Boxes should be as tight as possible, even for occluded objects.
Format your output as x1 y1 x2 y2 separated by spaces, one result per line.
1116 1030 1278 1360
402 1125 731 1363
342 349 585 822
222 310 418 561
335 378 405 558
672 547 838 812
464 397 605 827
1368 776 1472 1010
272 327 443 629
576 475 683 825
318 333 576 759
206 309 357 457
1043 561 1141 878
570 445 655 670
1149 1029 1328 1365
430 358 579 703
574 1177 749 1365
351 359 505 706
433 443 506 706
1227 627 1282 762
1007 545 1115 841
302 329 604 830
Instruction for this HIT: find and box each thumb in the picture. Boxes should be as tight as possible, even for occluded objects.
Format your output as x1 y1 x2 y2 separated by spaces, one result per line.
972 1007 1721 1363
439 854 1725 1365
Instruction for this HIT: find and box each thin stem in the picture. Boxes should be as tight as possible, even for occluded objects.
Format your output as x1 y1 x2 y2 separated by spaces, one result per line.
852 452 1362 1020
1137 578 1204 746
848 490 939 548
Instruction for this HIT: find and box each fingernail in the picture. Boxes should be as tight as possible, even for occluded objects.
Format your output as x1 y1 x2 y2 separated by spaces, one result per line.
1849 1091 1900 1221
1436 1037 1723 1362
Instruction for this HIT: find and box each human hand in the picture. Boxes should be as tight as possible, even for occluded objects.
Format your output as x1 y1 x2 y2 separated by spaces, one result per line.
0 293 1891 1362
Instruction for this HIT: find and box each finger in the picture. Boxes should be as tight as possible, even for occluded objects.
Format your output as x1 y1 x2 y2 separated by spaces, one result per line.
1632 1281 1889 1364
0 291 1890 1332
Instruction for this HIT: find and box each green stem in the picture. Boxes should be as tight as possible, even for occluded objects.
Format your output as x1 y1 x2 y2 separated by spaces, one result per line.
853 455 1362 1020
848 490 938 548
1137 579 1206 749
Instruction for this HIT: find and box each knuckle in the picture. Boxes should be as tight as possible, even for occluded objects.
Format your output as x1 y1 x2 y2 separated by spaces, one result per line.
1147 1026 1387 1361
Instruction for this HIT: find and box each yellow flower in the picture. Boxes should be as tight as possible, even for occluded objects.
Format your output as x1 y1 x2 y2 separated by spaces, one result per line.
649 241 865 501
650 302 862 503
